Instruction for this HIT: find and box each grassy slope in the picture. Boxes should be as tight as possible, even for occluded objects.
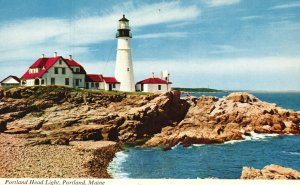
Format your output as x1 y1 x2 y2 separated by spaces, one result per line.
0 85 153 96
172 87 223 93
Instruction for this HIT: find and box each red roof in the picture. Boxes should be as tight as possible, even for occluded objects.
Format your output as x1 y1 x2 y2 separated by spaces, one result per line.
65 59 86 74
0 75 20 83
86 74 104 82
103 77 120 84
21 56 86 79
137 77 172 84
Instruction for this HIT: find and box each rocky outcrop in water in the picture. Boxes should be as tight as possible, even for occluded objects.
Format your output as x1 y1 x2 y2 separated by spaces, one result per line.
241 164 300 179
0 86 189 144
143 92 300 148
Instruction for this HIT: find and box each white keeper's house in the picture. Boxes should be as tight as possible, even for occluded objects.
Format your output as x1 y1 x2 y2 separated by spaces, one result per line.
21 53 86 88
20 52 120 90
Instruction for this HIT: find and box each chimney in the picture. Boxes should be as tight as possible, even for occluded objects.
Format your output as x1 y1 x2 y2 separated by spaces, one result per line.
54 52 57 57
41 54 45 58
152 72 154 78
69 55 73 60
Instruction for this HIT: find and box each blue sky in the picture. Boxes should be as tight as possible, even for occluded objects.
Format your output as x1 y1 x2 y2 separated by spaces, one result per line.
0 0 300 90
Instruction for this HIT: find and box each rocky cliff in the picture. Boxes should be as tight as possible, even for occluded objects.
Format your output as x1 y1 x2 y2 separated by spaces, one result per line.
0 86 189 144
1 87 299 148
144 92 300 148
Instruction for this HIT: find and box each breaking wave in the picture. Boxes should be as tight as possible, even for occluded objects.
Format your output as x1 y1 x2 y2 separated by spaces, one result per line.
224 131 279 145
107 151 130 179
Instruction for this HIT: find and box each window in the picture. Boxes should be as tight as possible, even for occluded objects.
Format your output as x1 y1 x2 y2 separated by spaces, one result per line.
75 79 79 86
76 68 80 73
51 78 55 85
59 60 62 65
158 85 161 90
41 79 45 85
113 84 116 88
55 67 58 74
62 68 66 74
95 83 99 88
91 82 94 88
65 78 69 85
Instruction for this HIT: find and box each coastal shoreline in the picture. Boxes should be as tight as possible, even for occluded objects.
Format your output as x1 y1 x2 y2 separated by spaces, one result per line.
0 133 120 178
1 86 300 179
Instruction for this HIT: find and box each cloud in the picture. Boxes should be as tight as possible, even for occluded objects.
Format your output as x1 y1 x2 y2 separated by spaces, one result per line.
240 15 262 20
271 2 300 10
135 32 188 39
204 0 240 7
132 57 300 90
1 55 299 91
268 20 300 31
0 1 200 63
208 45 247 54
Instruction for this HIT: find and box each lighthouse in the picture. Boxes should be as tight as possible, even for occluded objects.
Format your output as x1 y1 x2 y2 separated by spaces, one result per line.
115 15 135 92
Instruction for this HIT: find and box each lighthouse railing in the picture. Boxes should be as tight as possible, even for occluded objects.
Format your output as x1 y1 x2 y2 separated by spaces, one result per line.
116 33 132 38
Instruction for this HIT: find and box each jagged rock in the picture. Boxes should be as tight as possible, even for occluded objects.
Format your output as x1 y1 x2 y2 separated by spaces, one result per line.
241 164 300 179
143 92 300 148
226 92 258 103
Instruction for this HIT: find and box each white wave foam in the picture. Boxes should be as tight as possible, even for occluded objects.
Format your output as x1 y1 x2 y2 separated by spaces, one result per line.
223 131 279 145
242 131 279 140
289 152 300 156
171 142 183 149
224 139 244 144
192 144 205 147
107 151 130 179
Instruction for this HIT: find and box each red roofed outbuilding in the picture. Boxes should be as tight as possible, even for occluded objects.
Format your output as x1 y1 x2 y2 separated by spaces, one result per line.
85 74 120 91
0 75 20 87
136 72 172 93
103 77 120 91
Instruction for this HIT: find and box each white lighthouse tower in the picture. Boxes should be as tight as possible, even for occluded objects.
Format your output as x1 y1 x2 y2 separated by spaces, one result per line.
115 15 135 92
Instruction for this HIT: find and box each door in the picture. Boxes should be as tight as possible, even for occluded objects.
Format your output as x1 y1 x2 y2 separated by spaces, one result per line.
141 84 144 91
109 84 112 91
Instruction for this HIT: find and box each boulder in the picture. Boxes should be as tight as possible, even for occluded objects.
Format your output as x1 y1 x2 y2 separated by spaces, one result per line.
241 164 300 179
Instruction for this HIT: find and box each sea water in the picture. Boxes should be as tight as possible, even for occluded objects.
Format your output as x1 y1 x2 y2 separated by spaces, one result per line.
108 92 300 179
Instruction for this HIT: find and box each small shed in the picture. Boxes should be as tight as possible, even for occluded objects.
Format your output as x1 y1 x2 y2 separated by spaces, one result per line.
103 77 120 91
0 75 20 87
136 77 172 93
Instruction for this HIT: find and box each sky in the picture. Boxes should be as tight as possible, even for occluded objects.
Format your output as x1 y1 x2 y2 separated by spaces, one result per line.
0 0 300 91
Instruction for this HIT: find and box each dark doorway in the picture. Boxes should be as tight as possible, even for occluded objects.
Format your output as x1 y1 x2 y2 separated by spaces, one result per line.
141 84 144 91
34 79 39 85
109 84 112 91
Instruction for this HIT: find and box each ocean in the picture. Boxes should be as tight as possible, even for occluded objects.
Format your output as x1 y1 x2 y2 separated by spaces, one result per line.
108 92 300 179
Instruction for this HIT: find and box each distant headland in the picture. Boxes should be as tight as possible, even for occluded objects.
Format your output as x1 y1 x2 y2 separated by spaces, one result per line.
172 87 223 93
